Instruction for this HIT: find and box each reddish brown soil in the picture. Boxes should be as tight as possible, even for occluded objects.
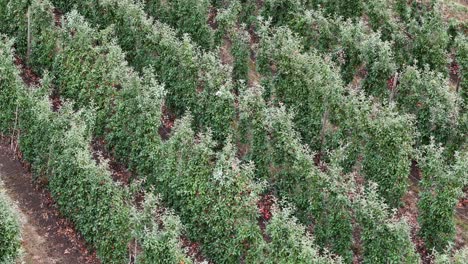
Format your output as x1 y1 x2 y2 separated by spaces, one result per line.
50 89 63 112
0 141 99 264
90 130 209 264
159 105 176 140
398 161 458 264
245 24 261 87
53 8 63 27
14 55 41 87
180 236 210 263
247 58 261 87
257 193 274 242
220 37 234 66
442 0 468 23
455 188 468 248
208 6 218 30
351 222 363 264
449 58 462 93
313 152 329 173
91 135 210 264
91 138 133 185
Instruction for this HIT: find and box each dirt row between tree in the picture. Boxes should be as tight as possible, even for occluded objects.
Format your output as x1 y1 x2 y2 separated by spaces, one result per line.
0 141 99 264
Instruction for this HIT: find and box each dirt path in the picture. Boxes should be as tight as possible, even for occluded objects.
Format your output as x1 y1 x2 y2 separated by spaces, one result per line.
0 143 99 264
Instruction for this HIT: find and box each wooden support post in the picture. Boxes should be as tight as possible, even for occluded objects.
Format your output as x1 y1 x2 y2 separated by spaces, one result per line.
27 6 31 65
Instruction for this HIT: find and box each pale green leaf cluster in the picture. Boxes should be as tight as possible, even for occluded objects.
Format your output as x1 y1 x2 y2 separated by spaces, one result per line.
0 182 21 264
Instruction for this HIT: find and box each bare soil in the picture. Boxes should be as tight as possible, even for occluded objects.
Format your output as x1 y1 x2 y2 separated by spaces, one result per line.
208 6 218 30
257 193 274 242
53 8 63 27
441 0 468 23
220 37 234 66
159 104 176 140
91 138 133 185
180 236 210 263
398 161 468 263
0 142 99 264
14 56 40 88
397 165 430 263
455 189 468 248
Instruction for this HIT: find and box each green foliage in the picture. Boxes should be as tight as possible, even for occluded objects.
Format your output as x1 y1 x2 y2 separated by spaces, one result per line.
336 20 366 84
49 112 132 263
144 0 214 49
288 9 342 53
335 93 415 208
196 52 236 141
16 85 190 264
285 7 401 90
454 35 467 106
396 66 458 146
52 11 126 135
0 36 23 134
408 7 449 75
50 0 76 11
1 30 190 264
418 143 467 252
389 21 414 68
106 67 165 176
313 0 364 20
200 137 264 261
3 1 468 263
335 91 373 172
213 2 250 83
334 92 416 207
0 0 29 55
0 183 21 264
239 85 270 179
312 161 353 262
258 25 344 151
133 193 193 264
60 0 200 116
254 203 342 264
394 0 411 22
363 0 396 40
214 0 260 28
152 116 265 262
355 183 419 264
231 28 250 83
4 4 239 260
359 32 397 100
151 114 213 207
261 0 303 26
238 0 257 26
265 105 320 219
111 104 266 262
362 106 415 207
28 0 57 74
22 99 133 263
0 0 56 73
265 106 353 261
286 9 397 95
215 0 242 44
17 75 57 181
53 0 194 112
199 83 236 141
52 0 234 140
434 246 468 264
